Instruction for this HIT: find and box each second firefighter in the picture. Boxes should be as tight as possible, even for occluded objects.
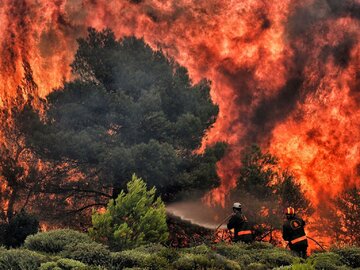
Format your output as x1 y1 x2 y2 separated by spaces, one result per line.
227 202 254 243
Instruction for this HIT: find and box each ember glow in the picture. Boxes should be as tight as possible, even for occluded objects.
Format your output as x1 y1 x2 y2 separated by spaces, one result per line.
0 0 359 231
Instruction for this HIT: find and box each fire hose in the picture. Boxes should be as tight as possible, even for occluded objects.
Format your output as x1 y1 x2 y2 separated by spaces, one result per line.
285 236 326 251
214 217 326 252
214 215 273 242
258 230 272 241
306 236 326 251
214 214 233 233
213 214 233 241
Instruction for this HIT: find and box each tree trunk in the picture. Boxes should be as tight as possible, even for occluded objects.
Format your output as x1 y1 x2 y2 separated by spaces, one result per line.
112 183 122 200
7 187 18 221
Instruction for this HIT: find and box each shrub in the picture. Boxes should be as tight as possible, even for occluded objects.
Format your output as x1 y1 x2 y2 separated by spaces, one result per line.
24 229 92 253
246 263 267 270
210 254 241 270
0 224 7 246
184 244 212 255
61 242 110 266
157 247 180 263
110 244 179 270
215 242 250 260
213 242 255 268
172 253 241 270
40 258 89 270
1 211 39 248
90 175 169 251
110 250 150 269
236 254 253 268
274 263 315 270
131 243 167 254
39 262 59 270
144 254 170 270
173 253 212 270
308 252 343 270
57 258 87 270
254 248 295 268
246 242 274 250
110 252 170 270
333 246 360 268
0 249 46 270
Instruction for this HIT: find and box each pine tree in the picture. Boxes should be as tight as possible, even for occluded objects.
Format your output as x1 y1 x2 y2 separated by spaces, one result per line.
89 174 168 250
332 187 360 245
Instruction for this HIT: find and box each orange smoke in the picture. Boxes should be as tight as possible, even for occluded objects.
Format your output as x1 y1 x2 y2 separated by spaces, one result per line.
0 0 359 226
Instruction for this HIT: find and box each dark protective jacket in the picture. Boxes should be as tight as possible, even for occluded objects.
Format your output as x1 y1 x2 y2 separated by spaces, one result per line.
227 212 253 243
282 215 308 249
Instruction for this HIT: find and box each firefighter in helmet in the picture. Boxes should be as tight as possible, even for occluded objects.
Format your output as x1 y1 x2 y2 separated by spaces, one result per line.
282 207 308 258
227 202 254 243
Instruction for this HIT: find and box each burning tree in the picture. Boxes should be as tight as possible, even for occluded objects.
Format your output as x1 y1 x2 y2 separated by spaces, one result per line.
17 28 225 224
231 145 312 237
0 0 359 243
328 187 360 246
0 63 78 228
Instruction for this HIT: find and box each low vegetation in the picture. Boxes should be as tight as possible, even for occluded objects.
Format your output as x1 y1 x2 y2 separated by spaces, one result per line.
1 229 359 270
90 175 168 251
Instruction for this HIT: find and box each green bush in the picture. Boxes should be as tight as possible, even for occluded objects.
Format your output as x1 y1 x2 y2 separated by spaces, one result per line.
61 242 110 266
308 252 343 270
0 249 46 270
246 242 274 250
144 254 170 270
2 211 39 248
214 242 290 268
110 252 170 270
333 246 360 268
173 253 212 270
210 254 241 270
274 263 315 270
90 175 169 251
57 258 87 270
215 242 250 259
246 263 267 270
110 250 150 269
184 244 212 255
173 253 241 270
39 262 59 270
24 229 92 253
254 248 295 268
131 244 166 254
40 258 89 270
213 243 255 268
236 254 253 268
157 247 180 263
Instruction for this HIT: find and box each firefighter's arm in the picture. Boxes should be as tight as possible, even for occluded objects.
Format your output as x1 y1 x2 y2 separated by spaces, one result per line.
227 216 235 230
301 218 306 227
282 225 290 241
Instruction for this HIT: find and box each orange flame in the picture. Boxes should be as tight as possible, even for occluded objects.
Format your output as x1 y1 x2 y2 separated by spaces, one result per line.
0 0 359 241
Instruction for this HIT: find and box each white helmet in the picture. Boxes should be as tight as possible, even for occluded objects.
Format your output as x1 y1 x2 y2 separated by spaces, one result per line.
233 202 242 210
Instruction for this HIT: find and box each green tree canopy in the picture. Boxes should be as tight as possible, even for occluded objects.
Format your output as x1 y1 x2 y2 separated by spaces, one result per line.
89 174 168 250
19 28 225 205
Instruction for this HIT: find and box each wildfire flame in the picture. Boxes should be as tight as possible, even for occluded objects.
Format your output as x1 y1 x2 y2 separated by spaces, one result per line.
0 0 359 240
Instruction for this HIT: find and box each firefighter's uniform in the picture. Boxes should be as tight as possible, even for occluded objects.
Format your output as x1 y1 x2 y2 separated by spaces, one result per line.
282 214 308 258
227 212 253 243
